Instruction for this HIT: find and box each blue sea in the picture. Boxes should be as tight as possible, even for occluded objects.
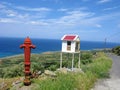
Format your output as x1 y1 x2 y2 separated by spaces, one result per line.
0 37 120 58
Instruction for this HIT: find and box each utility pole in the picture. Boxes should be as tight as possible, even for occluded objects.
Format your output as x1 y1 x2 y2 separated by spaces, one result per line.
104 38 107 53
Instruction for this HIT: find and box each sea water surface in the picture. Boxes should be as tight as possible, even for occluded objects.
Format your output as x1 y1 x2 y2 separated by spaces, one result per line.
0 37 119 58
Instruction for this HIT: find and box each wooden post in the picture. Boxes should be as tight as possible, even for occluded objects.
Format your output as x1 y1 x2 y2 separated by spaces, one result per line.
72 53 74 71
78 52 80 69
60 52 62 69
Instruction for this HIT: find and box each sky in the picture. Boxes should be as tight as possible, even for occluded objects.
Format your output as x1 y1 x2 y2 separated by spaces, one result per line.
0 0 120 42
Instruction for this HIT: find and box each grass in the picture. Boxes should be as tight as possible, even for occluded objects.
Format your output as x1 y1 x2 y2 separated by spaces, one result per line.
31 52 112 90
0 51 112 90
38 73 75 90
81 52 112 78
32 72 96 90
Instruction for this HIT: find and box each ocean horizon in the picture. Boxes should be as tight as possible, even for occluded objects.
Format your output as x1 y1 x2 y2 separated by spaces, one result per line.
0 37 119 58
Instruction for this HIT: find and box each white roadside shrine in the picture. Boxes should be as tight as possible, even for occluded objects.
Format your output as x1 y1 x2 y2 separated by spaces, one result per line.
60 34 81 71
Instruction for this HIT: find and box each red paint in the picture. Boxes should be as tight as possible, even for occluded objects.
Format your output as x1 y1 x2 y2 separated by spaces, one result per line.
63 35 76 41
20 37 36 85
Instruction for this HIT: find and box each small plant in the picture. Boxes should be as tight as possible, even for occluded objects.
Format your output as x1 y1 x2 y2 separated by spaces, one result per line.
48 65 58 71
112 46 120 55
31 62 45 73
81 52 112 78
81 52 93 64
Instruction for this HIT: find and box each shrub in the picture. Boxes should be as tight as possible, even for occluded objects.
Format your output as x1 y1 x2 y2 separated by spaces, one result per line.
81 52 93 64
112 46 120 55
81 52 112 78
75 71 96 90
48 65 58 71
31 62 45 73
0 69 5 78
3 64 24 78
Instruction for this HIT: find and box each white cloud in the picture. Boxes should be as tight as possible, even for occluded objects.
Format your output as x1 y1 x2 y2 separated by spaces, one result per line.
1 2 51 12
0 1 119 32
103 6 120 11
58 8 68 12
0 2 50 23
4 9 17 17
97 0 111 4
1 1 12 6
65 29 100 33
58 7 87 12
0 7 29 19
55 10 95 26
28 21 48 25
66 10 94 17
95 24 102 28
0 18 19 23
16 6 51 12
41 0 61 3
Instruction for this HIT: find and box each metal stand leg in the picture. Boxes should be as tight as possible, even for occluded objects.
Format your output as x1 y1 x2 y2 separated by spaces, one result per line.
78 52 80 69
72 53 74 71
60 52 62 69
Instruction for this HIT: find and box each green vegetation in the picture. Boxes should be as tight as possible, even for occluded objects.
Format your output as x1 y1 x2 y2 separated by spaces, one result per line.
0 53 60 78
112 46 120 56
82 52 112 78
31 52 112 90
81 52 93 64
0 51 112 90
0 51 93 78
32 72 96 90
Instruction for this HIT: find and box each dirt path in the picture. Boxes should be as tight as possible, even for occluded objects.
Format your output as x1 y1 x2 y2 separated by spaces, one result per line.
92 53 120 90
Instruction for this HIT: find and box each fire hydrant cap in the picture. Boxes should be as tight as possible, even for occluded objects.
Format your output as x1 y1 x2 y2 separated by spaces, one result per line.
24 37 32 44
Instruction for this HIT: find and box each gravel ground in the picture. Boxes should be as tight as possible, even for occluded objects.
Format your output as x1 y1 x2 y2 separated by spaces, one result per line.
92 53 120 90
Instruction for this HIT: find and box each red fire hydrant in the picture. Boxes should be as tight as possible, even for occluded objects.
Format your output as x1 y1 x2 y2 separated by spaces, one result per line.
20 37 36 86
